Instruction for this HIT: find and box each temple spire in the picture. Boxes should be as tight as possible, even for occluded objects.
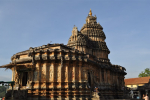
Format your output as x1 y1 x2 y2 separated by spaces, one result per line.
89 9 92 16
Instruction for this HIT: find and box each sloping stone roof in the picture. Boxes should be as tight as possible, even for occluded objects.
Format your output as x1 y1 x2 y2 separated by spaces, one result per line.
125 76 150 85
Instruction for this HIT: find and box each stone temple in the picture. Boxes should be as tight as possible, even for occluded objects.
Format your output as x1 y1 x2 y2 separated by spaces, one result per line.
0 10 126 99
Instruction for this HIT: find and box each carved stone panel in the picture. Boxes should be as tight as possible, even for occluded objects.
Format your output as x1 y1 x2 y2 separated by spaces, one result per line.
57 64 61 82
41 63 46 81
49 63 54 82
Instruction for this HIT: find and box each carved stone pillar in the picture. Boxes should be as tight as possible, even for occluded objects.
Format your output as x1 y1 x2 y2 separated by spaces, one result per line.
49 62 54 88
72 63 75 82
79 62 82 82
41 63 46 82
65 63 69 82
57 64 61 82
34 61 41 93
57 63 61 88
65 62 69 89
49 63 54 82
83 69 88 82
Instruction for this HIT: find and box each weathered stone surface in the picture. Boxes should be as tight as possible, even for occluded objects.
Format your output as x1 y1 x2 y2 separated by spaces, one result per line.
1 10 127 100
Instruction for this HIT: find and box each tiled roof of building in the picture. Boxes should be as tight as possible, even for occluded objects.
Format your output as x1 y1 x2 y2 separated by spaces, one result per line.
125 76 150 85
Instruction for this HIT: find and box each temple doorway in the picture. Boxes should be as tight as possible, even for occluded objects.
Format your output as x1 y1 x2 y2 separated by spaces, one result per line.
22 72 28 86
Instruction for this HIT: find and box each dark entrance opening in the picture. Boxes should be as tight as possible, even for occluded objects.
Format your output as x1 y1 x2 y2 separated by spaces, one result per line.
88 72 91 87
22 72 28 86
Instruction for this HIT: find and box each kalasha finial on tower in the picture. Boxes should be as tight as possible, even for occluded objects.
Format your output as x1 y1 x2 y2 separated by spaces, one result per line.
89 9 92 16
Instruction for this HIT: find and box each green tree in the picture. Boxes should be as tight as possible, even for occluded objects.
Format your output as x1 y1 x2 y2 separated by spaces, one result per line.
138 68 150 77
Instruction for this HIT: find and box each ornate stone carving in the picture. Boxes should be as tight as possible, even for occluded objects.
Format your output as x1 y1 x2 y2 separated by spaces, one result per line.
2 10 127 99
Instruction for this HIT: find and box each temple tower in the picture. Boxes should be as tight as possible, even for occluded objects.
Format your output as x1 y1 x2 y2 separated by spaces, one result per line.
0 9 127 100
67 9 110 60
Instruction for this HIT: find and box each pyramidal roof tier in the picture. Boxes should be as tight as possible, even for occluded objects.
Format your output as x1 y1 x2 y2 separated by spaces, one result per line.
67 9 109 59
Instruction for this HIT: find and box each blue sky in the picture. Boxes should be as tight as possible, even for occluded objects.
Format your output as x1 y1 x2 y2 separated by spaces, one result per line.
0 0 150 81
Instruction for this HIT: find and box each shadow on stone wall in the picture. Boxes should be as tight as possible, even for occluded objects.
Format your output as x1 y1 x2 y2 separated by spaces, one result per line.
5 90 27 100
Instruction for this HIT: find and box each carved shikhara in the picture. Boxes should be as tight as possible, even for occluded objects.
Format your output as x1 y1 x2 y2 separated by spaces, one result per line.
1 10 126 99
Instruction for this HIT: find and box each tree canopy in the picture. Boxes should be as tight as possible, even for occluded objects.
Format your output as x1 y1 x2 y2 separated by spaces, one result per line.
138 68 150 77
